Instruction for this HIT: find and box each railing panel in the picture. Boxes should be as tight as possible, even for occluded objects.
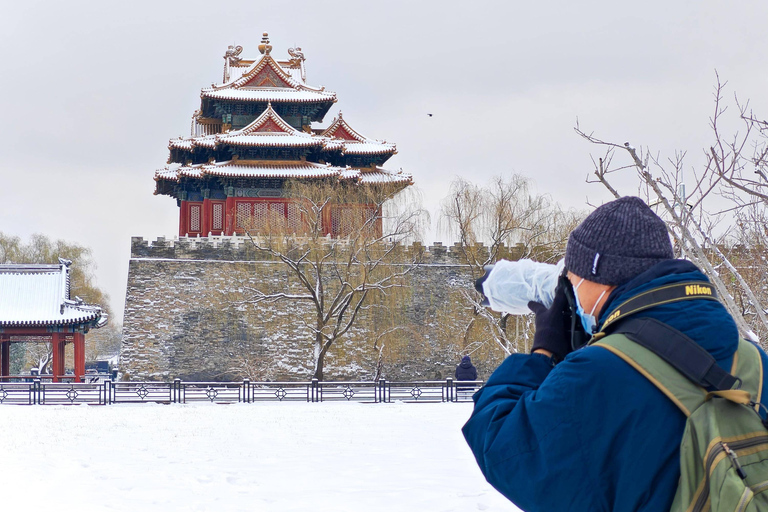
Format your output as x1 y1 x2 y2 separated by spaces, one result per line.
180 382 242 403
249 382 312 402
319 381 377 402
387 381 446 402
112 382 173 404
39 383 105 405
0 383 35 405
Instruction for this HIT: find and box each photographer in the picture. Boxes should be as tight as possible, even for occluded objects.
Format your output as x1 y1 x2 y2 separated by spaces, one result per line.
462 196 768 512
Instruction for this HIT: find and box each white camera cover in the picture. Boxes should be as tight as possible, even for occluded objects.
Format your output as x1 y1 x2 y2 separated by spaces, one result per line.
482 259 565 315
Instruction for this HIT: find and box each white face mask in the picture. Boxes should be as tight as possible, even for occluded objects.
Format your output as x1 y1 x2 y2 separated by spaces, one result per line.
573 278 607 335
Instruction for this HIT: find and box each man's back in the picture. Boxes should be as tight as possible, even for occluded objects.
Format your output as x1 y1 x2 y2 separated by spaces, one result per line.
463 260 768 511
456 356 478 381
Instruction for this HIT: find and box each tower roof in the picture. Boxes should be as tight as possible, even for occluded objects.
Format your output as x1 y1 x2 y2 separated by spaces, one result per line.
341 167 413 185
171 104 335 150
155 161 412 185
156 36 413 206
321 112 397 156
217 103 324 147
203 47 336 105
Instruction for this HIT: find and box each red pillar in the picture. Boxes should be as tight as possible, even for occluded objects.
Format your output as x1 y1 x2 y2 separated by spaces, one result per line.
202 197 211 237
51 333 62 383
179 200 189 237
225 196 235 235
1 339 9 379
73 332 85 383
323 205 333 236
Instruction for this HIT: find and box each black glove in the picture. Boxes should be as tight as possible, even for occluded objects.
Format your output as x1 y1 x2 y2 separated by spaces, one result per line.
528 284 573 363
474 265 494 307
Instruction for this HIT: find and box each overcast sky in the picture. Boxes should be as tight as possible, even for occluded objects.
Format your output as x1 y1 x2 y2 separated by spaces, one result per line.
2 1 767 323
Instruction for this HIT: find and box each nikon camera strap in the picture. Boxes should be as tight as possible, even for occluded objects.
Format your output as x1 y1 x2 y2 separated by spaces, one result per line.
597 281 719 335
590 280 738 391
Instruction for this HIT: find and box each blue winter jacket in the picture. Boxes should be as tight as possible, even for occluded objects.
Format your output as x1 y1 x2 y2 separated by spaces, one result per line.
462 260 768 512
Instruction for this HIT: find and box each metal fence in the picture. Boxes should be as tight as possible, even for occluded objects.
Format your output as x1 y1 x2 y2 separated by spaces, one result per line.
0 378 482 406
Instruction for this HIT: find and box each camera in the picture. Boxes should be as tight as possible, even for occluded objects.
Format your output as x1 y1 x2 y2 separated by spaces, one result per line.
475 259 590 350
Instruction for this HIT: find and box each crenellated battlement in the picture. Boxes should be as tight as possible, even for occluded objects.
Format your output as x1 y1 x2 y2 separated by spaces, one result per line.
130 236 531 264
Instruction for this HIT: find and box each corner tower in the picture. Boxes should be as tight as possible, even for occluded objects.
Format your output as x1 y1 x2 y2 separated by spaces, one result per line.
154 34 412 238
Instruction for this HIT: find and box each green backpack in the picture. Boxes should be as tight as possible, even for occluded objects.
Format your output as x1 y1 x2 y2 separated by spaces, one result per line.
594 317 768 512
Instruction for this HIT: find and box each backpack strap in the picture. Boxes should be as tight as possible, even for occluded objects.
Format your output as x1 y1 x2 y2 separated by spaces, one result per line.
732 338 764 414
606 317 739 391
593 319 762 417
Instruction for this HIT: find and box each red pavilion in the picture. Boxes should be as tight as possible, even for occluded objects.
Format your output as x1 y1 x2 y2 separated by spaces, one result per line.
0 259 106 382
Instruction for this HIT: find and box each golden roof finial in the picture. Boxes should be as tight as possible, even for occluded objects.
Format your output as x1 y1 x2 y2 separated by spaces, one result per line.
258 32 272 55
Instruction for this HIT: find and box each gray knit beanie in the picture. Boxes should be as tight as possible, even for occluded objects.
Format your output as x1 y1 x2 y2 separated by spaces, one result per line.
565 196 673 285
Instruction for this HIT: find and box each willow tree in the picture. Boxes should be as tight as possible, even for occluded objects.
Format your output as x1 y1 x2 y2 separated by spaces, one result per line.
438 174 583 356
238 180 426 380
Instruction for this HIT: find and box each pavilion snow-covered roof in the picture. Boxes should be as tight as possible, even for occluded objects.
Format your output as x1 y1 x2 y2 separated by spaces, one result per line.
0 261 106 328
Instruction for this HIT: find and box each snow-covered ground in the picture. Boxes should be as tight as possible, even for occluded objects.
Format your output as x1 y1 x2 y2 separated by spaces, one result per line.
0 402 520 512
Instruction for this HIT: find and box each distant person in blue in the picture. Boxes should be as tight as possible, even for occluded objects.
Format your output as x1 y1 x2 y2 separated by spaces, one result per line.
462 196 768 512
455 355 477 381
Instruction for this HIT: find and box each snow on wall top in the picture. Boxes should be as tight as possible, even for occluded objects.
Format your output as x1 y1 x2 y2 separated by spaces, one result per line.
0 262 105 327
128 236 532 267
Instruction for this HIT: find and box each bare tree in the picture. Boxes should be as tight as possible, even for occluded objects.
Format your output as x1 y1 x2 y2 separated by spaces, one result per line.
237 180 427 380
575 75 768 342
85 322 123 360
225 338 274 381
439 175 553 270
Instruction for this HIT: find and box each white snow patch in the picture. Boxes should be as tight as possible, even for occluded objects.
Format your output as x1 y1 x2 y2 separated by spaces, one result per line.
0 402 519 512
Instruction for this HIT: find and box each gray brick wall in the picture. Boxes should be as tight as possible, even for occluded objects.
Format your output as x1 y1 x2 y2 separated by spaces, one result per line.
121 237 521 382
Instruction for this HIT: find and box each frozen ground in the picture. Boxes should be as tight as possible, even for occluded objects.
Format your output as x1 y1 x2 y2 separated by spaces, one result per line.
0 402 520 512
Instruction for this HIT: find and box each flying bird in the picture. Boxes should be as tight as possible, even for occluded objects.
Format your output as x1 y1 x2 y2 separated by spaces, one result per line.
427 113 433 117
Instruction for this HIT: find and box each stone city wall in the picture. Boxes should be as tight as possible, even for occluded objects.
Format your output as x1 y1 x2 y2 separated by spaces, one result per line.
120 236 528 382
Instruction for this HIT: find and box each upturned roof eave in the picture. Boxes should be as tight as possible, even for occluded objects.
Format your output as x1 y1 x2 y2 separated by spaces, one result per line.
199 89 337 103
